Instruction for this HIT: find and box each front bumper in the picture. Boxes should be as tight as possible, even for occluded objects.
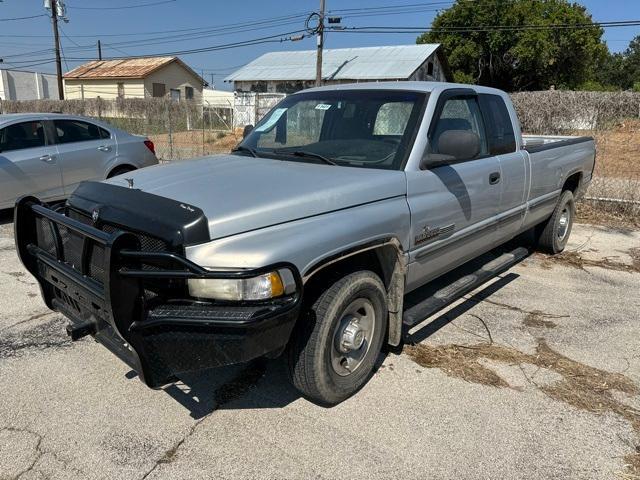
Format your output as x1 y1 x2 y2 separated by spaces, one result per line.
14 194 302 388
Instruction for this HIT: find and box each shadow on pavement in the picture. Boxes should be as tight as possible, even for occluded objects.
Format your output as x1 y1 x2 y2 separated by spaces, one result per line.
0 209 13 226
125 241 531 417
402 239 530 343
125 358 303 419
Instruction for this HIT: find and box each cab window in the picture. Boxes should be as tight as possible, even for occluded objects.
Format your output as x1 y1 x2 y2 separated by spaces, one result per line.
478 94 516 155
0 121 46 152
428 96 488 161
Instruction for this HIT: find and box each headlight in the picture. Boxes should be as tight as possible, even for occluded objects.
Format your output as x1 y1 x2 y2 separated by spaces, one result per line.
187 269 295 301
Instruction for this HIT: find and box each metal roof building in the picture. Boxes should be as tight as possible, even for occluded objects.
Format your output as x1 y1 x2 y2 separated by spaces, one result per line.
225 44 451 93
63 56 206 101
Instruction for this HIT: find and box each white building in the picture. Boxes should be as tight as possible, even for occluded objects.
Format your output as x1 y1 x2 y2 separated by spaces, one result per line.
0 69 59 101
225 44 451 94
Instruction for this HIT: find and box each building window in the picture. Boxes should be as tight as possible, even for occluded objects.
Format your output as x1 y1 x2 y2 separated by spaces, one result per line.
427 62 434 76
117 82 125 99
185 86 194 100
170 88 181 102
152 83 166 97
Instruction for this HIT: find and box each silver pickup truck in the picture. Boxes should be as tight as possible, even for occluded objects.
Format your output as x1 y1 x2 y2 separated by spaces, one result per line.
15 82 595 405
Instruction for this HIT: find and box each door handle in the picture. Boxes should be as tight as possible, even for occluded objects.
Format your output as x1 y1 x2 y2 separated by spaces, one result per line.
97 145 111 152
489 172 501 185
39 154 55 163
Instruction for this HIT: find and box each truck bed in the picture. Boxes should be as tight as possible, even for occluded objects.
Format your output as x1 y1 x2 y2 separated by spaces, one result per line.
522 134 593 153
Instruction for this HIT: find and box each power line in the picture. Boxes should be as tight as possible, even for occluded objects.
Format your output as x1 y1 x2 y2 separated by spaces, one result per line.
328 19 640 34
0 14 48 22
0 11 312 39
66 0 176 10
329 1 452 13
3 29 310 65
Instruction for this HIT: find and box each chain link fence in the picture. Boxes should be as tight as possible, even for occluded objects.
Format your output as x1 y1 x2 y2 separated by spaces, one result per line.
0 97 236 161
1 91 638 221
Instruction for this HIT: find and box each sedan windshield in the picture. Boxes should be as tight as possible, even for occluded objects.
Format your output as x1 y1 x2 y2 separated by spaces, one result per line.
238 90 427 170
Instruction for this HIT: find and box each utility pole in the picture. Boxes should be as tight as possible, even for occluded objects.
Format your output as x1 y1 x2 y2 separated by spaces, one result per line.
50 0 64 99
315 0 325 87
97 40 102 60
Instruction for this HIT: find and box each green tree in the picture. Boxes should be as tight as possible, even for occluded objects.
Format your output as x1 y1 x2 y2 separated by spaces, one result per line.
618 36 640 89
417 0 608 91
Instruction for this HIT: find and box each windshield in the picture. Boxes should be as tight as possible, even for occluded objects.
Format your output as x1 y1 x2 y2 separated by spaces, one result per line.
238 90 427 170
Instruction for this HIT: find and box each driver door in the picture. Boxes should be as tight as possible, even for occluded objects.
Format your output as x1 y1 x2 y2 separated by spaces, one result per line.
405 91 502 292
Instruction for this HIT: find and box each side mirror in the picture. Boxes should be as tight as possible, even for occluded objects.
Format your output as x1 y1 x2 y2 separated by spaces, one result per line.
242 124 254 138
421 130 481 169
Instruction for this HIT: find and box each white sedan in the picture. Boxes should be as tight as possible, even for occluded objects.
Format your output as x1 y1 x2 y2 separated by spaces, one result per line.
0 113 158 209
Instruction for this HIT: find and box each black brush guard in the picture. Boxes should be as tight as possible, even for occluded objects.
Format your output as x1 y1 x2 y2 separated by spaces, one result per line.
14 195 302 388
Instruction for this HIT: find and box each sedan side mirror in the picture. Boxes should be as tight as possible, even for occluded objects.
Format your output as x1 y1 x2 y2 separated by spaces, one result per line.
243 124 254 139
420 129 481 169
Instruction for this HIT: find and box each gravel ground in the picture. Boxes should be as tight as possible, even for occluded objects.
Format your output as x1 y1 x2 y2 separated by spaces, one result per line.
0 212 638 480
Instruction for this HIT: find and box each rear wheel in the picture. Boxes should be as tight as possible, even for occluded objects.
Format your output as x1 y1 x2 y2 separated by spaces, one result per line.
535 190 575 254
287 270 388 405
107 165 136 179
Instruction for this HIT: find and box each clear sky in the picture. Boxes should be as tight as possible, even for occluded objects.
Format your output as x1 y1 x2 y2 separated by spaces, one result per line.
0 0 638 90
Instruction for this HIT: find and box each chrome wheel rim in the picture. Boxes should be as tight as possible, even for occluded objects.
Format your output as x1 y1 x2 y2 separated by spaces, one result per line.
331 298 376 376
557 207 570 240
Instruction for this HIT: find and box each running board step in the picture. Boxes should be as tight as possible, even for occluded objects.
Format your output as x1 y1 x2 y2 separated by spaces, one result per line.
402 247 529 330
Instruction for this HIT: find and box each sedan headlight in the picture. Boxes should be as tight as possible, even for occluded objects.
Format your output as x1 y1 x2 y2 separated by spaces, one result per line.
188 269 295 301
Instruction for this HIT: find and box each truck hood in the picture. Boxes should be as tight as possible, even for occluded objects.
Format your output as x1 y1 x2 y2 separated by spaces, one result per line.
106 154 407 240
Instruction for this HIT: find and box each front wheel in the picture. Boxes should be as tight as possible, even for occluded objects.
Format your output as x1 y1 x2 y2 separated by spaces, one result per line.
287 270 388 405
535 190 575 254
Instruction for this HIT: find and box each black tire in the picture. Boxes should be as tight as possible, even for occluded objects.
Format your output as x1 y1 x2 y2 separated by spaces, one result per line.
107 165 136 179
535 190 575 254
287 270 388 405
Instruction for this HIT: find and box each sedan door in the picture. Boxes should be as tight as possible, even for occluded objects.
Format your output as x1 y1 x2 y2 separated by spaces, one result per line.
405 91 502 292
52 119 116 195
0 120 63 209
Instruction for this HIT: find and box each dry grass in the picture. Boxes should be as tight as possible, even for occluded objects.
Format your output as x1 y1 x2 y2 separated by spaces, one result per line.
576 202 640 230
149 130 242 158
406 339 640 476
536 250 640 274
522 311 557 329
590 121 640 180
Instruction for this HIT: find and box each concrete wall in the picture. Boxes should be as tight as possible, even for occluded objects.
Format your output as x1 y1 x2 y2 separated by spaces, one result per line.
64 78 145 100
143 62 203 101
203 88 234 107
234 92 286 127
0 69 59 100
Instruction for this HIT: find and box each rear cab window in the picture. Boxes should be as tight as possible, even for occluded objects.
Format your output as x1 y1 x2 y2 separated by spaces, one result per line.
0 121 47 152
54 119 110 144
478 94 516 155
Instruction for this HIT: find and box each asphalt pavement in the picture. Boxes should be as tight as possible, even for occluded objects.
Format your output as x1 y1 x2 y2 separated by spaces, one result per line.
1 212 638 480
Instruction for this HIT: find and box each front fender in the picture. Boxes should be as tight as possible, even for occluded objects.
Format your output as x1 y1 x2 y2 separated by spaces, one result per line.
184 197 411 279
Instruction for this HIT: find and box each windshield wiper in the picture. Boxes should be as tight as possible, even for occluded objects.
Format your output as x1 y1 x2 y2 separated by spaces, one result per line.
231 145 258 157
272 149 338 166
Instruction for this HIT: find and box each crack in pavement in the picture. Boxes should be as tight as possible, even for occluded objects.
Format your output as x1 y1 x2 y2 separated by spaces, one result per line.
139 361 267 480
465 295 570 321
2 426 85 479
0 311 57 334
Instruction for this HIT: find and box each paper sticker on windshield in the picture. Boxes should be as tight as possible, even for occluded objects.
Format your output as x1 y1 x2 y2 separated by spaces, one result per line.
255 108 287 132
315 103 332 110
